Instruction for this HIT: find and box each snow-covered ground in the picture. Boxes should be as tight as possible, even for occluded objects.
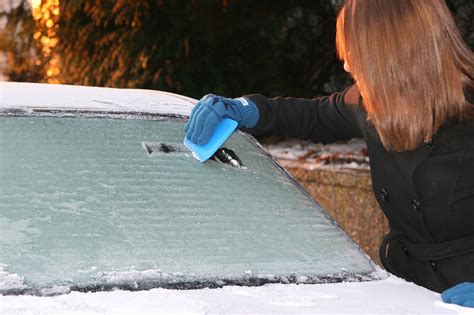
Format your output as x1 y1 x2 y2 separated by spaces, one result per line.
265 138 370 170
1 274 472 314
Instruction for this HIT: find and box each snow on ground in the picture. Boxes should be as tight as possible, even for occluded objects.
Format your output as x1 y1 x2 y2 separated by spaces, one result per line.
2 275 473 314
264 138 370 170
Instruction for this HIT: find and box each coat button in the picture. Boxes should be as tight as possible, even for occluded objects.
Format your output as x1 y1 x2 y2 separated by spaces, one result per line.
401 246 409 255
412 198 421 212
430 261 438 271
380 188 389 201
424 140 433 148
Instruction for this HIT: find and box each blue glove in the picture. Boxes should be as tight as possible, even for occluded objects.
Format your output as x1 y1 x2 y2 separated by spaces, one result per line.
441 282 474 308
184 94 259 145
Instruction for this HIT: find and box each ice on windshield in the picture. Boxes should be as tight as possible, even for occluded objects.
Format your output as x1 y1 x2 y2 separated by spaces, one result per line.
0 116 376 295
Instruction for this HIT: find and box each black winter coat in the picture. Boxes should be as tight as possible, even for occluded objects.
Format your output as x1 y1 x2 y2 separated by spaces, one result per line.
245 85 474 293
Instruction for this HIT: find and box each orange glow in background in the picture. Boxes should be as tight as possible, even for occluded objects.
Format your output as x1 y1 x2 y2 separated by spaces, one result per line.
32 0 60 83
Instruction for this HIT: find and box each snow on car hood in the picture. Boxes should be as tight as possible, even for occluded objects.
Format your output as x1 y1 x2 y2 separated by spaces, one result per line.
1 273 472 315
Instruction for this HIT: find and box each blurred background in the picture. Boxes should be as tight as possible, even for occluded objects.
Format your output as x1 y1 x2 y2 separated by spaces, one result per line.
1 0 472 99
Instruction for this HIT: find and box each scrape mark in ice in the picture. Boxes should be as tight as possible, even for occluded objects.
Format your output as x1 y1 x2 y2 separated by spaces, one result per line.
142 142 186 155
211 147 243 168
159 143 180 153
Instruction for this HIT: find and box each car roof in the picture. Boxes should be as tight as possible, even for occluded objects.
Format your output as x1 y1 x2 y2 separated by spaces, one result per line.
0 82 195 116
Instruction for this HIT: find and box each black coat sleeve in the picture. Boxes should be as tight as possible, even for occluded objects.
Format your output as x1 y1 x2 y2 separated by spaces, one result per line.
242 85 364 144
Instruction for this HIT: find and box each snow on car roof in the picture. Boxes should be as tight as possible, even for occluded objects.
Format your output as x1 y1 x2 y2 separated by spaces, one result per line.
0 82 195 116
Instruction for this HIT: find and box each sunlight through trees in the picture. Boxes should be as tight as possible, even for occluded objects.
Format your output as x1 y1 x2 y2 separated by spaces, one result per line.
32 0 60 83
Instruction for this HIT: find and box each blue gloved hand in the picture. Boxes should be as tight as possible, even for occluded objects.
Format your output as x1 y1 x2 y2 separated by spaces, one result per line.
184 94 259 145
441 282 474 308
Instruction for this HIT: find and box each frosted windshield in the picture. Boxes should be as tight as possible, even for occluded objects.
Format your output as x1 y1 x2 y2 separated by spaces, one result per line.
0 116 375 295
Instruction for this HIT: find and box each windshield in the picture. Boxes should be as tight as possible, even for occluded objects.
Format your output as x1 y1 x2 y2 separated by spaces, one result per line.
0 115 376 295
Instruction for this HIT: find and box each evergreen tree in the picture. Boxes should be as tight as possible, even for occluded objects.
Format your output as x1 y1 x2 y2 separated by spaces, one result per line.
1 0 472 99
0 0 43 82
57 0 345 98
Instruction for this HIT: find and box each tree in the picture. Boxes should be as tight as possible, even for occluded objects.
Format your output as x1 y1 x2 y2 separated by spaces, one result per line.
0 0 43 82
1 0 472 99
56 0 346 98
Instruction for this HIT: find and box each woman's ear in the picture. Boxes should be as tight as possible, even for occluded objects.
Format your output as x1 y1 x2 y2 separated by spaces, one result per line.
343 61 351 73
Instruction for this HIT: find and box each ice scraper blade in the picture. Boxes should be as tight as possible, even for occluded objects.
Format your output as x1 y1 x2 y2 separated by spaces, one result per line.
184 118 238 162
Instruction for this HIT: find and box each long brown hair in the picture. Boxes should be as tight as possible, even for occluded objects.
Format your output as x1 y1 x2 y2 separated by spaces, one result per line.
336 0 474 151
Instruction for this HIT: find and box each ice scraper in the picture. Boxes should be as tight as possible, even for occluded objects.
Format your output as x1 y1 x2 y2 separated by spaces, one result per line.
184 118 238 162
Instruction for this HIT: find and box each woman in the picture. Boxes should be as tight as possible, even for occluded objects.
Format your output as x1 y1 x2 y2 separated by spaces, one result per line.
184 0 474 307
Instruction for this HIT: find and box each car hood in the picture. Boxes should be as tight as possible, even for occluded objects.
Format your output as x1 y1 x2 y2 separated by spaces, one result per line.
0 273 469 314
